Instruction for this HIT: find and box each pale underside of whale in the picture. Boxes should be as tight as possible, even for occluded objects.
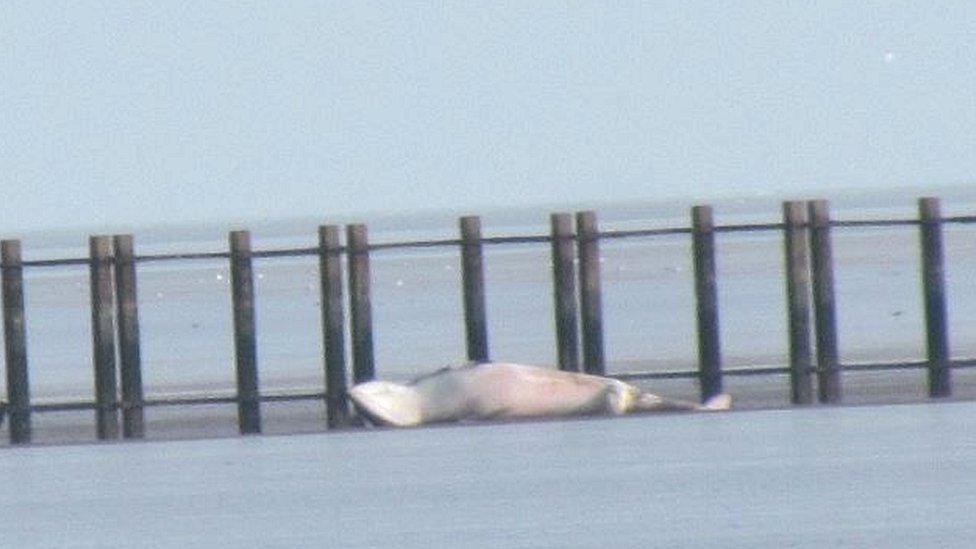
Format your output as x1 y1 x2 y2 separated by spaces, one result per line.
348 362 731 427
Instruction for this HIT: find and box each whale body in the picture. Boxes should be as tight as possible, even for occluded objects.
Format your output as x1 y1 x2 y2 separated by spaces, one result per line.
348 362 731 427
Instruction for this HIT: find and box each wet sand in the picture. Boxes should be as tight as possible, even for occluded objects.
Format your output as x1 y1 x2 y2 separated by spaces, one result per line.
3 400 976 548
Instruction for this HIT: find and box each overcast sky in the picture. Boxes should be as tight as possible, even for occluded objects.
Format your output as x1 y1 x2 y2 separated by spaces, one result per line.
2 2 974 232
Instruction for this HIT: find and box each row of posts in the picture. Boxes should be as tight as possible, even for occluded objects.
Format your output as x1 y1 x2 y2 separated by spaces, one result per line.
534 198 951 408
1 226 372 444
0 212 609 444
782 198 951 404
2 198 953 444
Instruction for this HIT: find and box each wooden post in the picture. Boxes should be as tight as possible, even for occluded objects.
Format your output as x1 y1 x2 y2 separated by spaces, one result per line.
550 213 580 372
692 206 723 402
808 200 841 403
318 225 349 428
576 211 605 375
783 202 814 405
2 240 30 444
919 197 951 398
460 216 489 363
113 235 144 438
90 236 119 440
347 224 375 383
229 231 261 434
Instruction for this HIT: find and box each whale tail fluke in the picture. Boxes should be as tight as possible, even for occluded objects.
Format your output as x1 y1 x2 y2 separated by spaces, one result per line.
700 393 732 412
630 390 732 413
348 381 424 427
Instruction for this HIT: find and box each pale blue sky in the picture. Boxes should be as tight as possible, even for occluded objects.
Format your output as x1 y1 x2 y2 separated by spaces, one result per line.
2 2 974 232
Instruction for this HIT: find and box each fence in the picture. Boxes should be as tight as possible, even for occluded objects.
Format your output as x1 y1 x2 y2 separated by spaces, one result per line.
2 197 974 444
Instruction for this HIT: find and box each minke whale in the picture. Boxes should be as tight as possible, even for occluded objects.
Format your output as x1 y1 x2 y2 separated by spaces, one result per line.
348 362 731 427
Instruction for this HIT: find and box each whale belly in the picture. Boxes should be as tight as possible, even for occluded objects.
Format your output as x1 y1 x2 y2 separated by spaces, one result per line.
462 363 613 419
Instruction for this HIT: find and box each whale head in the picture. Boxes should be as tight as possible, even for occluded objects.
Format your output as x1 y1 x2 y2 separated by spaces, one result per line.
348 381 424 427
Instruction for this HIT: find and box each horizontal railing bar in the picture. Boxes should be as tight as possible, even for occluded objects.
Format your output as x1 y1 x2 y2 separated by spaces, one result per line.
261 391 327 402
135 251 230 262
598 227 692 239
27 390 329 412
944 215 976 224
235 215 976 256
613 365 790 381
369 238 461 251
612 370 697 380
21 258 90 268
715 222 785 233
144 395 238 406
364 235 554 249
478 235 553 245
144 392 326 406
144 390 327 406
840 360 928 372
725 365 792 376
32 401 97 412
252 247 319 259
612 358 976 382
832 219 920 228
15 214 976 270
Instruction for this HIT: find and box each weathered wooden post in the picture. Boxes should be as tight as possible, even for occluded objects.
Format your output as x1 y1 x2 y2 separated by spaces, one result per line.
783 202 814 405
113 234 145 438
346 224 375 383
808 200 841 403
229 230 261 434
318 225 349 428
2 240 30 444
460 216 489 363
550 213 580 372
576 211 605 376
918 197 951 398
90 236 120 439
691 206 723 402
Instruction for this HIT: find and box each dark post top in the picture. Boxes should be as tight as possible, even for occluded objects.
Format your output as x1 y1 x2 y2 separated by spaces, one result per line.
918 197 951 398
319 224 349 427
113 234 145 438
229 230 261 434
550 213 580 372
808 199 841 404
576 210 605 376
691 205 723 402
90 235 120 440
460 215 490 363
347 223 376 383
782 201 814 405
2 239 31 444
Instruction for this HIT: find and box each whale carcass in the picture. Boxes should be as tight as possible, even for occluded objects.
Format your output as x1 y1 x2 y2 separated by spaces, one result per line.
348 362 731 427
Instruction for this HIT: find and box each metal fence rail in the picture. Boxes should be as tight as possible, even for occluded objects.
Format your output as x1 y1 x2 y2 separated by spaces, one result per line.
1 197 972 444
